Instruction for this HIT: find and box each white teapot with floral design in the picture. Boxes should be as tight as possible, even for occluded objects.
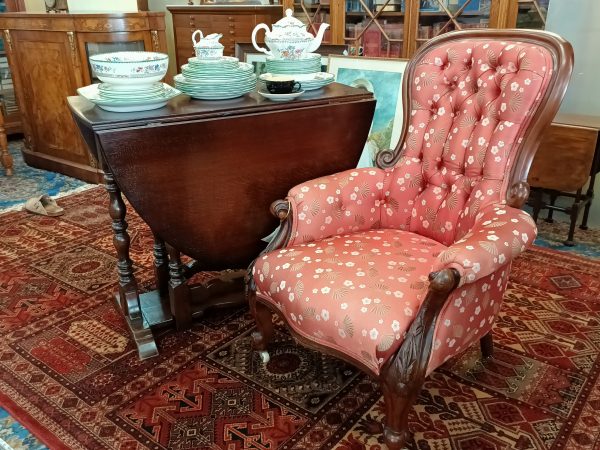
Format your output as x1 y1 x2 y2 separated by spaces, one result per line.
251 9 329 60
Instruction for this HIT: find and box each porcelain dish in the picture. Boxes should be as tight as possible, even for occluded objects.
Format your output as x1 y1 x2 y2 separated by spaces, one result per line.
259 72 333 91
265 53 321 74
77 83 181 112
89 51 168 86
175 57 257 100
258 89 304 102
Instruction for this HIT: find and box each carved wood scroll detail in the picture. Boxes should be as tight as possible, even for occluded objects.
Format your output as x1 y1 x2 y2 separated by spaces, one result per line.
66 31 80 67
3 30 12 52
151 30 159 52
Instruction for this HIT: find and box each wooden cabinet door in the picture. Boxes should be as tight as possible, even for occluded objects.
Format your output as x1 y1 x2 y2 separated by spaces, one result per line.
11 30 88 165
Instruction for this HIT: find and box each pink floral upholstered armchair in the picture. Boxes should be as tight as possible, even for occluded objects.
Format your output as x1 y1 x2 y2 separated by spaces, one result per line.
248 29 573 449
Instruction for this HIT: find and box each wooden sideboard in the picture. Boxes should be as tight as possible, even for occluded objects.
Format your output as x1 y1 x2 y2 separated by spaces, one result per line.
0 12 168 183
528 114 600 245
168 5 282 68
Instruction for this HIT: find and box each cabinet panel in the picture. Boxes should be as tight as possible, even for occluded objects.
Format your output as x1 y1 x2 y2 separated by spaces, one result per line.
13 31 88 164
0 12 168 182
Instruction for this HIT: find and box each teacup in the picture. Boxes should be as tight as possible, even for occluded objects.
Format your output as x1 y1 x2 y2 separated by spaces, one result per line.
264 76 301 94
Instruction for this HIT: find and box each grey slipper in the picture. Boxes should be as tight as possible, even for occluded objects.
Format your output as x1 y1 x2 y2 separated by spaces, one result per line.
23 195 64 217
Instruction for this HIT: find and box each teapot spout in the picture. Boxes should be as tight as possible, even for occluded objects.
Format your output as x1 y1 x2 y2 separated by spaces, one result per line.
306 22 330 53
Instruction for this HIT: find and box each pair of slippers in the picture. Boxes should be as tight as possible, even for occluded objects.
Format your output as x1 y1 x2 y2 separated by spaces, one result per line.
23 195 64 217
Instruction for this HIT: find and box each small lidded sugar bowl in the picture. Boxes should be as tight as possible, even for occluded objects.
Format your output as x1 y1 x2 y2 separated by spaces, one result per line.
192 31 224 59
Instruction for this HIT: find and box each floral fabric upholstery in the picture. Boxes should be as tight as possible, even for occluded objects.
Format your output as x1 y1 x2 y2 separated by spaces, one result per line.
254 38 554 375
254 229 447 374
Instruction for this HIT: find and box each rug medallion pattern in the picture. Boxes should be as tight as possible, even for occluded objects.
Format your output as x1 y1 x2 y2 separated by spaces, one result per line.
0 188 599 449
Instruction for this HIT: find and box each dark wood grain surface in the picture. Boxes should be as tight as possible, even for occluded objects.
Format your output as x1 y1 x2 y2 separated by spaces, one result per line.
69 83 376 269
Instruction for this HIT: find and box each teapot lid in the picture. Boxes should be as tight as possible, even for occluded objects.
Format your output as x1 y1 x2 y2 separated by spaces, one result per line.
273 9 306 29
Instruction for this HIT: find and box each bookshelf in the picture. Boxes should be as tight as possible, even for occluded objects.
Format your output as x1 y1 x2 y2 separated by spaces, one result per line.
0 0 21 135
516 0 549 29
281 0 523 58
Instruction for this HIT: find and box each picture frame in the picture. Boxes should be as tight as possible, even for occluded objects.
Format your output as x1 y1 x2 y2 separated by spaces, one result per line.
235 42 348 75
327 55 408 167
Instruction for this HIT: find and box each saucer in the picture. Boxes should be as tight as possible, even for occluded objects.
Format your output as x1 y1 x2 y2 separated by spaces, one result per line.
258 89 304 102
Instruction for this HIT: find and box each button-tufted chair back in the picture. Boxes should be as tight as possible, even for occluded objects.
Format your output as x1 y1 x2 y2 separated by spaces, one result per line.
379 33 565 247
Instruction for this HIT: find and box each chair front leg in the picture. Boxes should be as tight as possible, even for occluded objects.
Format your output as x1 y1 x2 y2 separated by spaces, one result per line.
480 332 494 360
246 273 274 364
379 268 460 450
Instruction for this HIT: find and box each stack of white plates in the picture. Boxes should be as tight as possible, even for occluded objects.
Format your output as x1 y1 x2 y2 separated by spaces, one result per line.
259 72 334 92
263 53 334 91
265 53 321 75
77 82 181 113
174 56 257 100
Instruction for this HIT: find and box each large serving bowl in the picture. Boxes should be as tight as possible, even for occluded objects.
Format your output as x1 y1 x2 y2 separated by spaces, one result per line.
89 51 169 87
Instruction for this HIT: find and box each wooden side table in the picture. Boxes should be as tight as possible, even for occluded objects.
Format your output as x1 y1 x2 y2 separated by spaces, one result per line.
528 114 600 245
0 106 13 176
69 84 376 359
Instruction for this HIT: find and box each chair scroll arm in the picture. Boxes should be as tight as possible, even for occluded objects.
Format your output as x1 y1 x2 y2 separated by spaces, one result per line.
378 268 460 447
246 199 293 292
507 181 530 209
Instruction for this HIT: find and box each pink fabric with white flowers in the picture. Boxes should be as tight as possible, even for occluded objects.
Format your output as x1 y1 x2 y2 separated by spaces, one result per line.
255 229 446 374
254 38 554 375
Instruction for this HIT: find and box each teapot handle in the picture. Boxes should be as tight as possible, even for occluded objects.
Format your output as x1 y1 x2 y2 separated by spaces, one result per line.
192 29 204 46
251 23 272 57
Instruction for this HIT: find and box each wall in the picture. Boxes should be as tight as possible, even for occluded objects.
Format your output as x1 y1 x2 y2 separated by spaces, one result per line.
545 0 600 227
148 0 189 77
24 0 44 12
26 0 139 12
67 0 139 13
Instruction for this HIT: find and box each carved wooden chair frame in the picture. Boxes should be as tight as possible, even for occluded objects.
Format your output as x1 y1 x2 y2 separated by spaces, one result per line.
246 29 574 450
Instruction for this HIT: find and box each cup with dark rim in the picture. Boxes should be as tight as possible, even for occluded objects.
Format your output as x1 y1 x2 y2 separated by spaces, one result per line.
264 75 302 94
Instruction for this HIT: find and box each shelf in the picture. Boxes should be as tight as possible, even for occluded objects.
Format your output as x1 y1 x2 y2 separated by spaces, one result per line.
293 3 330 8
420 10 488 16
346 10 404 16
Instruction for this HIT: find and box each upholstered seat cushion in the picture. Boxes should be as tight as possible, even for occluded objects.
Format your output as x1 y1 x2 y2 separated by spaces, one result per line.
253 229 447 374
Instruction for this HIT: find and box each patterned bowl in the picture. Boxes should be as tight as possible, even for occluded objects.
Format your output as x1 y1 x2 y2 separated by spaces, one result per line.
89 51 169 87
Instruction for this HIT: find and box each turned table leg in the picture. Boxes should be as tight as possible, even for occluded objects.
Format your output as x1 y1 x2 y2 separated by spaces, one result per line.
166 243 192 331
153 234 169 298
105 170 158 359
0 109 13 176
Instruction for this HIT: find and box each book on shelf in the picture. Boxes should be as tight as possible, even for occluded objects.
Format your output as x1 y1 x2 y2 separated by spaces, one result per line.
363 26 382 57
375 0 403 12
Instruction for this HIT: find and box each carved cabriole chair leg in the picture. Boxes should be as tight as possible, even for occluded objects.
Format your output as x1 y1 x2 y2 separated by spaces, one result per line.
248 281 274 360
480 332 494 360
378 269 460 450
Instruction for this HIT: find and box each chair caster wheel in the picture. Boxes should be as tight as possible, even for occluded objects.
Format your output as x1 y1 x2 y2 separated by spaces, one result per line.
258 351 270 364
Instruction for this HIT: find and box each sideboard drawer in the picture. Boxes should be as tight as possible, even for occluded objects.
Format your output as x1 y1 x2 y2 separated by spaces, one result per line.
169 5 282 66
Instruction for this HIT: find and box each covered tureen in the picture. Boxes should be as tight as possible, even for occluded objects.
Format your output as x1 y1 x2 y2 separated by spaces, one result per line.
192 31 224 60
251 9 329 60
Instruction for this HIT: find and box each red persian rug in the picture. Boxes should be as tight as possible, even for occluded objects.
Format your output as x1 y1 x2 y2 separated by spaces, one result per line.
1 187 599 450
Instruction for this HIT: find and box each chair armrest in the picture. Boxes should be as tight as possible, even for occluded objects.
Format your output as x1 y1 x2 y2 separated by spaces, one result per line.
431 204 537 286
286 167 387 246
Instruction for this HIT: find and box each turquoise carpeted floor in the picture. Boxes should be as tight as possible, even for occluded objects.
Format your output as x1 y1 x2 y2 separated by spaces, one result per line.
0 140 599 450
0 140 90 212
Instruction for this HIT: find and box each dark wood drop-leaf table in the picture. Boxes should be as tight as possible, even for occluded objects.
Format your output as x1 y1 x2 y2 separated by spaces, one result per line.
68 84 376 359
